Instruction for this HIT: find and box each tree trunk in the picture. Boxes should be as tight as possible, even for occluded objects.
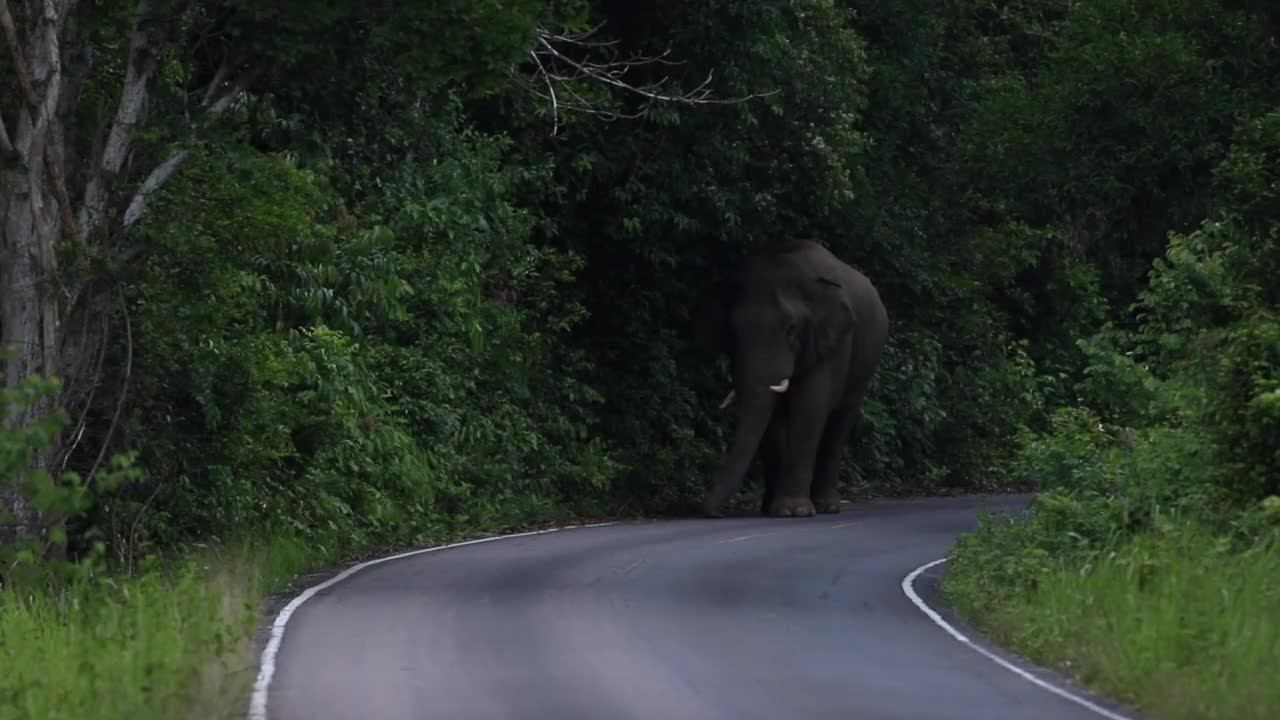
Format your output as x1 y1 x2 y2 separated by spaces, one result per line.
1 169 61 547
1 0 70 549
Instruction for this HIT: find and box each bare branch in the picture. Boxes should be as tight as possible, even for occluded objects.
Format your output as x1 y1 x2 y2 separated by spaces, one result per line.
539 30 681 71
121 148 187 230
513 81 630 122
513 84 647 123
536 33 728 104
548 22 616 47
79 0 160 242
520 23 779 135
527 49 562 135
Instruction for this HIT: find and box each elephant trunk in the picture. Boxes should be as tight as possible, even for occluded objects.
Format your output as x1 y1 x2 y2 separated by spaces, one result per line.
703 388 778 517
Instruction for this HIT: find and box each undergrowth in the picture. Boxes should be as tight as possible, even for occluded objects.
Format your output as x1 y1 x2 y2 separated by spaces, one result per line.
0 538 296 720
946 510 1280 720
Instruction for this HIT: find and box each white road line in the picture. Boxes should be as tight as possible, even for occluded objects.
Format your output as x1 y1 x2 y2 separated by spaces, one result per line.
902 558 1138 720
247 521 618 720
718 531 779 543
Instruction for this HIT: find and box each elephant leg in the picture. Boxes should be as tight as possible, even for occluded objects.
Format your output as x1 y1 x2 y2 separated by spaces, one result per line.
766 386 825 518
812 385 869 514
759 417 786 515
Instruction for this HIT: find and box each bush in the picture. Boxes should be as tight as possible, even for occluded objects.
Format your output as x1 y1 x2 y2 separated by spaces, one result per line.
88 112 620 554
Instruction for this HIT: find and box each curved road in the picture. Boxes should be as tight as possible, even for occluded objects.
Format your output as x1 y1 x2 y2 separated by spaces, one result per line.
259 495 1137 720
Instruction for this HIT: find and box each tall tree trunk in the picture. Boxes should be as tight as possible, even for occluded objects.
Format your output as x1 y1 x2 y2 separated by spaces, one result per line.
1 0 70 550
1 164 62 547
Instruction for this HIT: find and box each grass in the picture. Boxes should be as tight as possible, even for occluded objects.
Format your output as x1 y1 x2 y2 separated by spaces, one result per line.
0 535 322 720
944 518 1280 720
0 498 611 720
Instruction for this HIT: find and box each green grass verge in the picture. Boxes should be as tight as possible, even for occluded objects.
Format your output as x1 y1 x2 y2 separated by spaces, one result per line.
0 535 319 720
0 506 609 720
943 515 1280 720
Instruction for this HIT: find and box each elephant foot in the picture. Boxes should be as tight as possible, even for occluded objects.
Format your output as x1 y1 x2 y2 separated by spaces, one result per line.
813 496 843 514
766 496 816 518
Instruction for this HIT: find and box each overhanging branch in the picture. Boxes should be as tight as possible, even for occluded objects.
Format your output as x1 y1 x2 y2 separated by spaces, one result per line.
527 48 563 135
519 23 778 134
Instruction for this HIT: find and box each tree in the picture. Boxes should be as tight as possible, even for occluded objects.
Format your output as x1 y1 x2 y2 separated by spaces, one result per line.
0 0 549 549
0 0 773 550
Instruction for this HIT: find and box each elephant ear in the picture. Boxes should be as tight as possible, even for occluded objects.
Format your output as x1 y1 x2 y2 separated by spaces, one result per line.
801 274 855 371
691 279 733 355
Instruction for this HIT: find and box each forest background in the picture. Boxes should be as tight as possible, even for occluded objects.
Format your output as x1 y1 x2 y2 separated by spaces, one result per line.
1 2 1278 718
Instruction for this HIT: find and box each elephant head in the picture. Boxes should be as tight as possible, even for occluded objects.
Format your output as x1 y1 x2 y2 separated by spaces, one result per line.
692 245 858 515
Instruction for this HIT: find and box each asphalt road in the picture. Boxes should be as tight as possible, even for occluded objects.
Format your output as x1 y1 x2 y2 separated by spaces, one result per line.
260 495 1137 720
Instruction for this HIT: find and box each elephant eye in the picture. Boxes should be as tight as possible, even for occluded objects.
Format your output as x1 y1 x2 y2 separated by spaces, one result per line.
785 322 799 346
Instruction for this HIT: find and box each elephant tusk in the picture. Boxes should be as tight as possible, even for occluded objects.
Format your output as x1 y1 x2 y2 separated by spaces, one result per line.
719 389 737 409
769 378 790 393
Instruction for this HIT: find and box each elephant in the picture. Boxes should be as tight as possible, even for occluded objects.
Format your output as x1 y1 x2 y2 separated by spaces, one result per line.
692 239 889 518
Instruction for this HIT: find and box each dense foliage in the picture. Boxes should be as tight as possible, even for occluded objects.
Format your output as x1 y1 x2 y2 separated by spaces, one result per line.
948 0 1280 571
938 3 1280 713
2 0 1277 581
